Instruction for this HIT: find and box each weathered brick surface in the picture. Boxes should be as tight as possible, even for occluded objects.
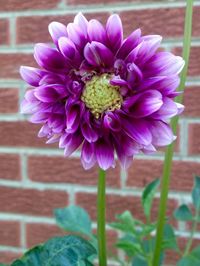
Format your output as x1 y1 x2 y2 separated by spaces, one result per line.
0 88 19 113
183 87 200 117
76 192 177 222
0 221 21 247
188 123 200 155
26 223 65 248
0 0 61 11
174 46 200 76
0 154 21 180
127 159 200 191
16 12 108 44
0 187 68 216
0 18 9 44
0 54 36 79
28 156 120 187
0 121 57 148
0 251 22 264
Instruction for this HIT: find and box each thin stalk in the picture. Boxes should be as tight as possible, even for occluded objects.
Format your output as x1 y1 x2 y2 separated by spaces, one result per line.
152 1 194 265
97 168 107 266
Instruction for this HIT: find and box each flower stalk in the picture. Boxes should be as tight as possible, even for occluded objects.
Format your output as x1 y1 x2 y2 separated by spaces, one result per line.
152 0 194 265
97 168 107 266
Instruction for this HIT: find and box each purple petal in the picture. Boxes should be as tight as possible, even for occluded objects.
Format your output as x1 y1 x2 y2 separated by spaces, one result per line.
48 22 68 45
106 14 123 52
142 144 156 154
21 99 40 114
117 28 141 59
84 41 114 67
81 122 98 142
144 52 185 76
67 23 87 48
151 97 179 120
38 124 51 137
34 85 66 103
95 139 114 170
20 66 46 87
149 120 176 146
34 43 67 72
126 63 143 88
103 112 121 132
81 141 96 170
122 118 152 146
46 134 61 144
29 112 49 123
87 19 107 44
74 12 89 38
58 37 76 59
59 132 83 156
129 90 163 118
66 104 81 133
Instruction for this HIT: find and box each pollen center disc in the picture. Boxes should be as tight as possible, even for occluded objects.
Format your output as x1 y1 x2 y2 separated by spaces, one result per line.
81 74 123 119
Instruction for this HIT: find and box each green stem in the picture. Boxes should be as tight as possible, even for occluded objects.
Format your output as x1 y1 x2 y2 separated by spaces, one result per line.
152 1 193 265
97 168 107 266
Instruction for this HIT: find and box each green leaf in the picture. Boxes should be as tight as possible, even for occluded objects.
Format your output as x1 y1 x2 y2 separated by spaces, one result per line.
132 256 148 266
11 235 96 266
116 238 143 257
54 205 92 237
192 176 200 210
0 264 7 266
142 178 160 219
177 246 200 266
109 210 143 235
162 224 178 251
174 204 193 221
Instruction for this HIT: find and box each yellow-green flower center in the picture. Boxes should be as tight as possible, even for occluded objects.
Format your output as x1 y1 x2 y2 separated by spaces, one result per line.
81 74 122 119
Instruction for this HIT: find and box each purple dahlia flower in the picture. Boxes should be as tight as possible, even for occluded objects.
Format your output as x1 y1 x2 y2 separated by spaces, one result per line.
20 13 184 170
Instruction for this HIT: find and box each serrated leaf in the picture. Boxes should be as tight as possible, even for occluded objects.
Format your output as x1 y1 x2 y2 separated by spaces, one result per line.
54 205 92 237
192 176 200 210
174 204 193 221
11 235 96 266
142 178 160 219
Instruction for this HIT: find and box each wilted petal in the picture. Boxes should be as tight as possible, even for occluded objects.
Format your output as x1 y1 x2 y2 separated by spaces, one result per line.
48 22 68 45
88 19 107 44
34 43 67 72
95 139 114 170
106 14 123 52
81 141 96 170
84 41 114 67
149 120 176 146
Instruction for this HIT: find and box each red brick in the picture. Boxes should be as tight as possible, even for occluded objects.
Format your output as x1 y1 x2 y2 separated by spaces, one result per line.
75 193 177 222
0 121 57 148
120 7 200 38
0 54 36 79
0 187 68 216
0 221 20 247
28 156 120 188
0 88 19 113
174 46 200 76
183 87 200 117
127 159 200 192
26 223 65 248
0 251 21 264
0 18 9 45
16 13 108 44
0 0 61 11
188 124 200 155
0 154 21 180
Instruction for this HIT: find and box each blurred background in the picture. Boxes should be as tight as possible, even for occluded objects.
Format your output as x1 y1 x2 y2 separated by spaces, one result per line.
0 0 199 265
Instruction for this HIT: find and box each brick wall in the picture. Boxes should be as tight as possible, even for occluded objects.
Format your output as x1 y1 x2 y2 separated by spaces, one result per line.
0 0 200 265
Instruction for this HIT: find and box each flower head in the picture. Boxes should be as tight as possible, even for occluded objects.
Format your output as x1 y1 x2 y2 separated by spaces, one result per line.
20 13 184 170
